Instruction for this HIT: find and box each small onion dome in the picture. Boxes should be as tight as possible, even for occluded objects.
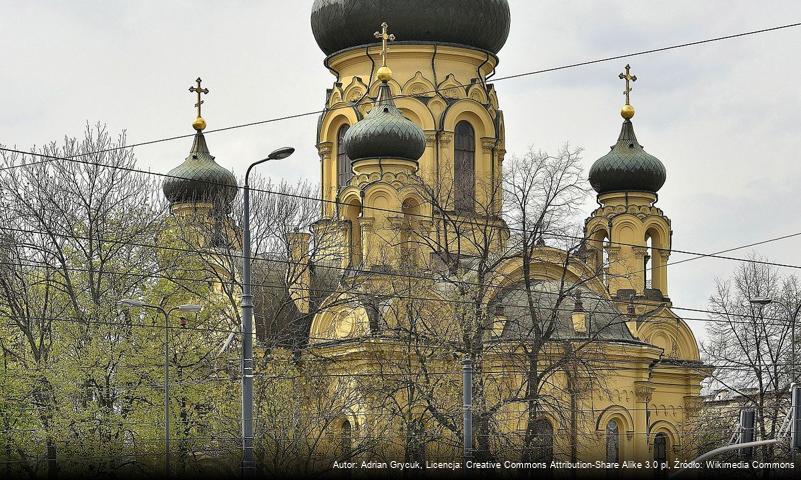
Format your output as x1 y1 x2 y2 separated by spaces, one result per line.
343 81 426 161
589 119 667 194
163 132 238 207
311 0 511 56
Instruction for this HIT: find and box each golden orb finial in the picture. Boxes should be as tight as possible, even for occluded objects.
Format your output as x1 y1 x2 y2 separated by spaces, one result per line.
377 65 393 82
188 77 210 131
621 104 635 120
192 116 207 131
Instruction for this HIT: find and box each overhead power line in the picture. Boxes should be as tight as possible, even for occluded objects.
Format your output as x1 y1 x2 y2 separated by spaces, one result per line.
3 223 801 326
2 146 800 273
0 21 798 173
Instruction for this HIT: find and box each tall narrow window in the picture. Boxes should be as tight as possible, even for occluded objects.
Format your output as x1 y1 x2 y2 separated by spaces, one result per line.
341 419 353 458
606 420 620 464
645 235 653 290
337 124 352 189
454 121 475 212
654 433 668 467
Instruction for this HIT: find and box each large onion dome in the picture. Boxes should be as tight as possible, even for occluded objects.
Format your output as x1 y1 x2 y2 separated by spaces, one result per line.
589 119 667 195
343 81 426 161
162 132 238 207
311 0 511 56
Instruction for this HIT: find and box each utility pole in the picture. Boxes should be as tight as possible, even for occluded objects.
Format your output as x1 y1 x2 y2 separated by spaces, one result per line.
241 148 294 477
463 355 473 463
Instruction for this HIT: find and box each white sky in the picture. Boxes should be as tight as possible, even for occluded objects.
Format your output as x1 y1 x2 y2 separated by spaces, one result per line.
2 0 801 344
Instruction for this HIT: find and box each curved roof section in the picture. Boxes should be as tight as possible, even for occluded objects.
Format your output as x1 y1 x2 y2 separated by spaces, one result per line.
163 133 238 207
343 82 426 161
589 120 667 194
495 281 637 342
311 0 511 55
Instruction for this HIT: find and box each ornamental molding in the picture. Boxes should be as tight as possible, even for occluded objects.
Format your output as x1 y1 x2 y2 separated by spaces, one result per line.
317 142 333 158
634 381 656 402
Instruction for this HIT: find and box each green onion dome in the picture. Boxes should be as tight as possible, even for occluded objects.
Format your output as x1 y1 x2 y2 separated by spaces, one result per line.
311 0 511 56
163 132 238 207
589 120 667 194
343 81 426 161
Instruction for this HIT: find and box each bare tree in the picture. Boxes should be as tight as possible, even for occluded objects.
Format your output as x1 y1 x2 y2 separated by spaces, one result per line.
703 256 798 462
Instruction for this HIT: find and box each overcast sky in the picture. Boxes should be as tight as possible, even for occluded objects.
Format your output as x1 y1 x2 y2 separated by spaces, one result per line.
2 0 801 343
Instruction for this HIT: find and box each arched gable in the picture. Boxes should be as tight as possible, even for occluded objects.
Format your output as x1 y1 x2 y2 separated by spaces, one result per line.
394 96 437 131
402 71 437 98
363 183 402 215
441 99 496 139
342 76 370 104
467 83 488 104
637 307 701 361
649 420 681 449
319 110 360 147
309 295 371 343
437 73 466 100
489 247 609 302
596 405 635 437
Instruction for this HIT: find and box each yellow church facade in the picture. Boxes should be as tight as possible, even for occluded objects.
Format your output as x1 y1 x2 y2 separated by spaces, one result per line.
253 0 711 467
154 1 710 469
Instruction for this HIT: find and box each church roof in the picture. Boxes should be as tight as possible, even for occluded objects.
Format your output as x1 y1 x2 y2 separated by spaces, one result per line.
343 81 426 161
588 119 667 195
311 0 511 56
495 281 637 343
162 132 238 207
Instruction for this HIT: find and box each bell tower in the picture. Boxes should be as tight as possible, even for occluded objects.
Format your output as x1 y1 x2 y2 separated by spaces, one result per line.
584 66 672 301
311 0 510 219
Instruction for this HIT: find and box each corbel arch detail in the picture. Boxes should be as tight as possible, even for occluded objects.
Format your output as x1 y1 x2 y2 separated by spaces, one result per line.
402 71 437 97
596 405 635 439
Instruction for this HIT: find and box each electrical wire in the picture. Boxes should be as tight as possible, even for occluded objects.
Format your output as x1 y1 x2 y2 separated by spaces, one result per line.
1 21 798 172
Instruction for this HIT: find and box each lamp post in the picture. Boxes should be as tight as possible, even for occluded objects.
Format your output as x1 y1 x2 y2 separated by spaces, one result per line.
749 297 801 385
117 300 202 478
241 146 294 476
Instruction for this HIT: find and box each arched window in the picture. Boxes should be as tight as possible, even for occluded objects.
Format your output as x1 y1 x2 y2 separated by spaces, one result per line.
532 418 554 464
606 420 620 464
343 200 362 268
337 124 352 189
341 419 353 458
645 235 653 290
454 121 475 212
654 433 668 467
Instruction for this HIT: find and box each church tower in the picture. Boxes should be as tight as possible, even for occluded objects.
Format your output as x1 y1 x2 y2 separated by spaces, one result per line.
585 66 672 303
162 78 238 250
311 0 511 237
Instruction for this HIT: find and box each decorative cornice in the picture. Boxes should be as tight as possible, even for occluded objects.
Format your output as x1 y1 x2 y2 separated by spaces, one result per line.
634 381 655 402
317 141 334 158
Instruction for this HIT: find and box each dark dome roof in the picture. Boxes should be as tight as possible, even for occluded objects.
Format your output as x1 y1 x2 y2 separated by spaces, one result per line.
311 0 511 56
589 120 667 194
343 82 426 161
163 133 238 206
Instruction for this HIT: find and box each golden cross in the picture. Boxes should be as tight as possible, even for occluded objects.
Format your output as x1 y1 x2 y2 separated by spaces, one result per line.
374 22 396 67
188 77 209 118
619 64 637 105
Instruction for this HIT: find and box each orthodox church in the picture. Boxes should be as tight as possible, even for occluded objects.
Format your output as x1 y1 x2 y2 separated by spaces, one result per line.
161 0 708 467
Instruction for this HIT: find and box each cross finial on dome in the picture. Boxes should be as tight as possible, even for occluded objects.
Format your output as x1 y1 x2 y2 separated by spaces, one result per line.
374 22 396 82
189 77 210 131
618 65 637 120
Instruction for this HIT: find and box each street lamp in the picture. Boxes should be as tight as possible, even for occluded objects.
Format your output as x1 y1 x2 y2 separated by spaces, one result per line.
117 300 202 477
241 146 294 476
749 297 801 385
